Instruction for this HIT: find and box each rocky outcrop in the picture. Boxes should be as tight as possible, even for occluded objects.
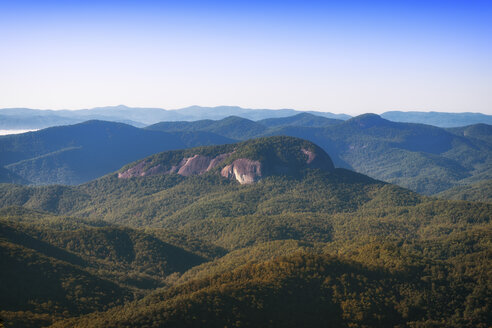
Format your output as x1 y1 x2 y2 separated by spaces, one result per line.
221 159 263 184
118 153 232 179
301 148 316 164
118 136 335 183
300 148 333 169
118 161 166 179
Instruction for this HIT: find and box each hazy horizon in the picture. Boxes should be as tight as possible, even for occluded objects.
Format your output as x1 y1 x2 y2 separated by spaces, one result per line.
0 104 491 116
1 0 491 115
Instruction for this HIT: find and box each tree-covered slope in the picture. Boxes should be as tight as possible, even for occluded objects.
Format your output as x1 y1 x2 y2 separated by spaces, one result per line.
0 167 28 184
146 114 491 195
0 136 490 327
0 219 134 327
437 179 492 202
146 116 267 139
446 123 492 143
265 115 491 194
258 112 343 128
51 244 491 328
0 120 234 185
0 137 396 229
0 206 228 327
2 114 490 194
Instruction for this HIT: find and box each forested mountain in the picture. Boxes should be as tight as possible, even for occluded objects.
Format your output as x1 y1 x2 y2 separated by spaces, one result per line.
0 120 233 185
1 113 490 194
0 167 27 184
0 136 490 327
148 114 492 195
446 123 492 142
145 113 342 138
146 116 268 139
258 112 343 128
437 179 492 202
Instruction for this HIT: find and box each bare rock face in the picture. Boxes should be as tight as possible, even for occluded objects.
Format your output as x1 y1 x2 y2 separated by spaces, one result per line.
118 161 168 178
118 136 335 183
118 152 232 179
221 159 262 184
301 148 316 164
175 155 215 176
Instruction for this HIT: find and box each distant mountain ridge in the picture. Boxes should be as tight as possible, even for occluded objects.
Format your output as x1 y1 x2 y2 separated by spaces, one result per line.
0 105 350 131
1 105 491 132
381 110 492 127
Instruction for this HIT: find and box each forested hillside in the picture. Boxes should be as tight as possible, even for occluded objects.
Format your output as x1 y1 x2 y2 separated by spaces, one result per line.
0 120 233 185
437 179 492 202
147 114 492 194
0 136 490 328
1 114 490 194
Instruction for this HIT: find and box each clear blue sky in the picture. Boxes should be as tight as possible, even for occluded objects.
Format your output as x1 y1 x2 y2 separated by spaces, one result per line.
1 0 491 115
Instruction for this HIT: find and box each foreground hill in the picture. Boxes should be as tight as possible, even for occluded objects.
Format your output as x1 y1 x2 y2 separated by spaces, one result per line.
0 206 226 327
52 248 490 328
0 136 490 327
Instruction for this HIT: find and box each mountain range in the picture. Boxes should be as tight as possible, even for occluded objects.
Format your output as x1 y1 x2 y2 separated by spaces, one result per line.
1 105 490 131
1 113 490 196
0 105 348 130
0 136 490 327
0 120 234 185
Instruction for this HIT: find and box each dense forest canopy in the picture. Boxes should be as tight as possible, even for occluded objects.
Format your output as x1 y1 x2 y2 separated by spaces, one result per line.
0 136 490 327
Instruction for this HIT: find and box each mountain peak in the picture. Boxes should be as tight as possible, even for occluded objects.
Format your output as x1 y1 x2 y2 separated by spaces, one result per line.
346 113 393 128
118 136 334 184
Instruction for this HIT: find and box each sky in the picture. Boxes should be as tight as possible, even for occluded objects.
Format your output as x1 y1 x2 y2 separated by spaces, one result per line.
0 0 491 115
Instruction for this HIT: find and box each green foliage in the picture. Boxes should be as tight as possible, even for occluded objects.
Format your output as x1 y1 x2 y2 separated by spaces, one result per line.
437 180 492 202
147 115 266 140
0 136 490 327
0 167 28 184
258 113 342 128
50 251 491 328
0 120 233 185
0 238 133 322
3 115 490 194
